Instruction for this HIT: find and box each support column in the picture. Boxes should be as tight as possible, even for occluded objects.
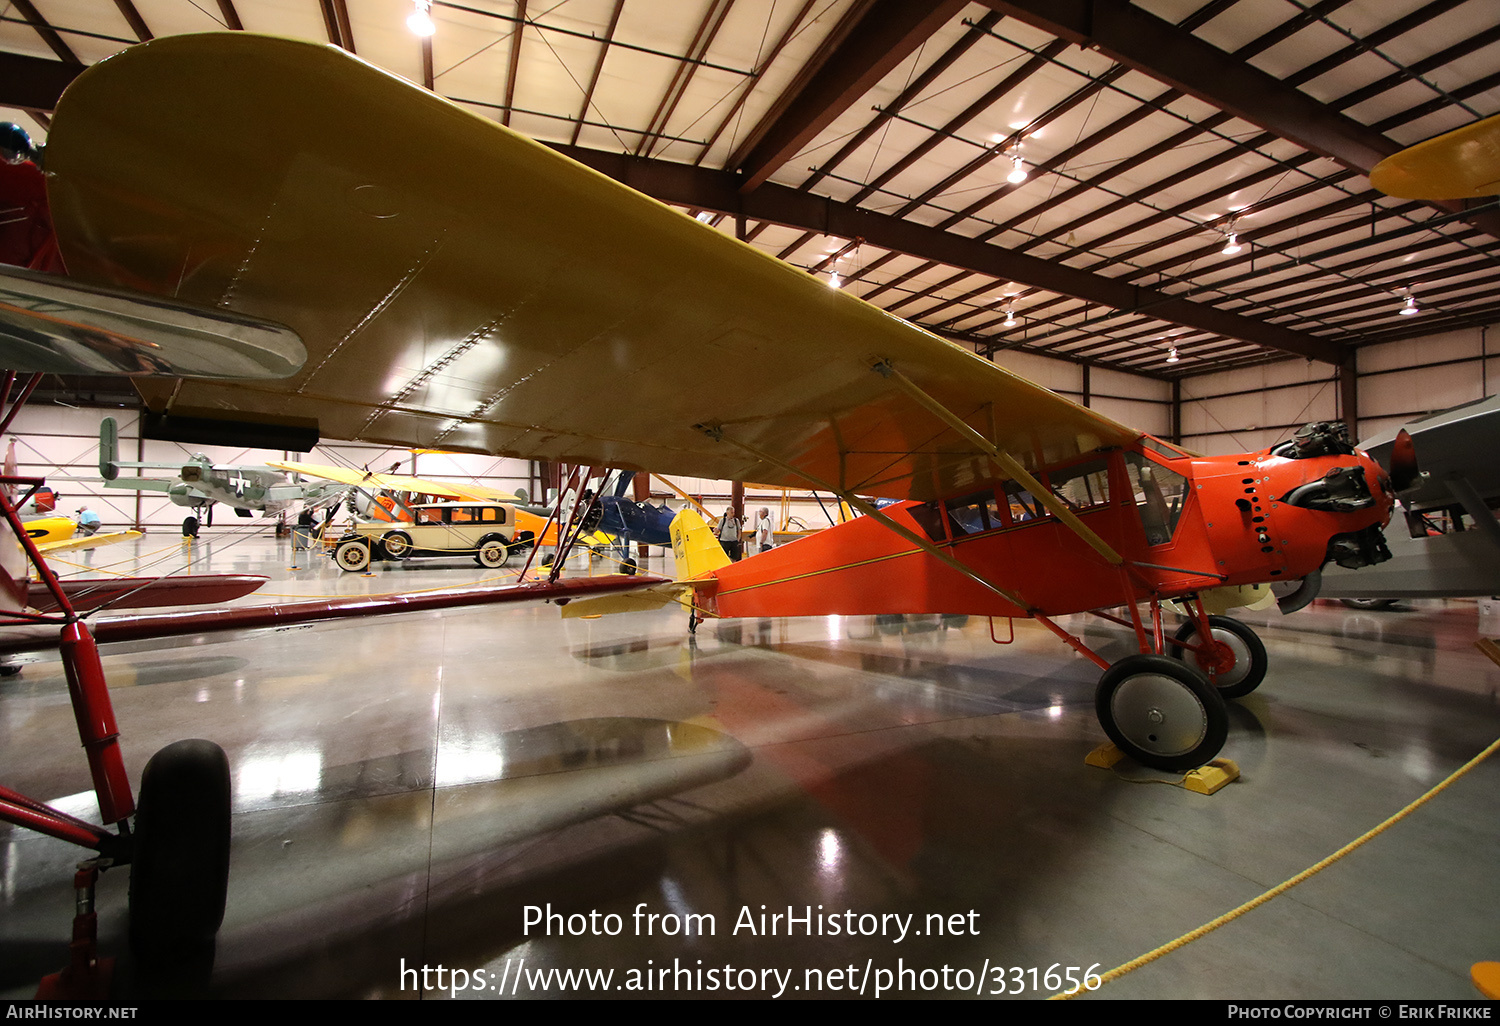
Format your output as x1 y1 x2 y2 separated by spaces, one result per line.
1081 362 1091 408
632 471 651 558
1339 353 1358 441
1171 378 1182 446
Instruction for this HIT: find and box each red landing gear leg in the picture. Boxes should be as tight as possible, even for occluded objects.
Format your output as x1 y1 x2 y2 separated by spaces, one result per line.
60 622 135 826
35 863 114 999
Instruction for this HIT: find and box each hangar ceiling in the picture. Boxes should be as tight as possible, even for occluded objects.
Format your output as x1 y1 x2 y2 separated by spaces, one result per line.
0 0 1496 384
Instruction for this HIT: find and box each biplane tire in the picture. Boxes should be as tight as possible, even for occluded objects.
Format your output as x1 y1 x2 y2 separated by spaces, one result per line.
1170 615 1267 699
476 539 509 568
335 539 371 572
380 531 413 559
181 516 199 538
1095 655 1227 772
622 557 638 576
128 739 231 986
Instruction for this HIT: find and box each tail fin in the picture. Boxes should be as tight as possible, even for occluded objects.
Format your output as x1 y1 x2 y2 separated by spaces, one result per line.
557 509 728 621
99 417 119 480
670 508 730 579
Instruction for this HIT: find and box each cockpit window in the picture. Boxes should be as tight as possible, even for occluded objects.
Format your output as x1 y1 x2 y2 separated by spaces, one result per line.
1048 457 1110 513
1125 453 1188 545
1004 479 1050 523
945 491 1000 537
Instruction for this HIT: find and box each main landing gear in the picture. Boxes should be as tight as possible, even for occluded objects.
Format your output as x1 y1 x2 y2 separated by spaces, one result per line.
1036 595 1266 772
0 470 231 996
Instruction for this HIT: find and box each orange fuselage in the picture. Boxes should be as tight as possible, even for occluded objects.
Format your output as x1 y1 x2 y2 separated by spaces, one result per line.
697 438 1393 620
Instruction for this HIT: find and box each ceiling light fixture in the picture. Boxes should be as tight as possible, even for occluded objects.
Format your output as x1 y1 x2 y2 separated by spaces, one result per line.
1400 295 1419 316
407 1 435 37
828 271 842 289
1007 154 1027 185
1222 232 1242 255
1004 307 1017 327
1167 347 1180 364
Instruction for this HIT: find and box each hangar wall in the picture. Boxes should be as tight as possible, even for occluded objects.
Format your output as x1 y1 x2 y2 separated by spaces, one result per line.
1179 320 1497 455
6 407 536 530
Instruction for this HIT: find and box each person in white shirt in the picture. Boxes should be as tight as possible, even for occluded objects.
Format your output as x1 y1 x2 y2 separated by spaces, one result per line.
755 507 774 554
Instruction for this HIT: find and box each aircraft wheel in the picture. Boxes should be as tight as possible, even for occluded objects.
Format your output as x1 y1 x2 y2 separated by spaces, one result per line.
1096 655 1227 772
381 531 413 559
129 739 231 987
182 516 199 538
335 540 371 572
622 556 638 576
476 540 509 568
1170 615 1267 699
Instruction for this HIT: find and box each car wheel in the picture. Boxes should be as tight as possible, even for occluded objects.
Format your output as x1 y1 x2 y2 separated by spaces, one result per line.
381 531 413 559
335 540 371 572
476 539 509 568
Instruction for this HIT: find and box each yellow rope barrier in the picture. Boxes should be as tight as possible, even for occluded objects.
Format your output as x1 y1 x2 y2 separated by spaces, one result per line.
1053 733 1500 998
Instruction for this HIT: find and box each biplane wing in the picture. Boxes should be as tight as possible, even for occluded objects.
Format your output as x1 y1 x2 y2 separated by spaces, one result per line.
264 460 516 503
40 33 1142 505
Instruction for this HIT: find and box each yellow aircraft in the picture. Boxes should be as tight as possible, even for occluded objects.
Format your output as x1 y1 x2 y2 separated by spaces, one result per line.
1369 112 1500 199
22 515 141 557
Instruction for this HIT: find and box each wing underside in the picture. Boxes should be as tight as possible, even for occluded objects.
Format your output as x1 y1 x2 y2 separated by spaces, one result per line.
44 34 1140 502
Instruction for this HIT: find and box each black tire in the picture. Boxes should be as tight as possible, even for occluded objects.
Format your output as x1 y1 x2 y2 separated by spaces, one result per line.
1096 655 1228 772
1170 615 1268 699
622 557 638 576
476 539 509 568
335 540 371 572
182 516 199 538
129 739 231 986
381 531 413 559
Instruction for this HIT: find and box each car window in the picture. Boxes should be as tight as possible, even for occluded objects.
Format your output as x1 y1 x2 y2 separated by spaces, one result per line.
416 508 442 524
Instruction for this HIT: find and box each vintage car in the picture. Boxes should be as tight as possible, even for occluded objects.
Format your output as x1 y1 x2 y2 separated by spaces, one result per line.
331 502 526 572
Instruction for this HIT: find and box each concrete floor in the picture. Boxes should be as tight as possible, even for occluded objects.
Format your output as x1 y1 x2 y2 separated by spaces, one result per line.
1 527 1497 1000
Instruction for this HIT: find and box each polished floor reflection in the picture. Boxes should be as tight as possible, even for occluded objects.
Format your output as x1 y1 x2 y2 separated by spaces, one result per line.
2 528 1498 999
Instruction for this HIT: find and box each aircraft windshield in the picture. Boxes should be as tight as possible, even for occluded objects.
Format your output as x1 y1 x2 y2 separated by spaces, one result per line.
1125 453 1188 545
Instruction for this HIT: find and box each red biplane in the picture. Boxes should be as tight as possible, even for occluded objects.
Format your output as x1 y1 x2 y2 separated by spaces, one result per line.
0 32 1402 988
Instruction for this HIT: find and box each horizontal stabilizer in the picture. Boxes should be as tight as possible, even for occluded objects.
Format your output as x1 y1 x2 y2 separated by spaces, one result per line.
558 581 697 619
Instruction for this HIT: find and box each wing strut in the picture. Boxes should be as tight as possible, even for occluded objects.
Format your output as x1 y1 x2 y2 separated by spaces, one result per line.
872 360 1125 567
705 431 1032 612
